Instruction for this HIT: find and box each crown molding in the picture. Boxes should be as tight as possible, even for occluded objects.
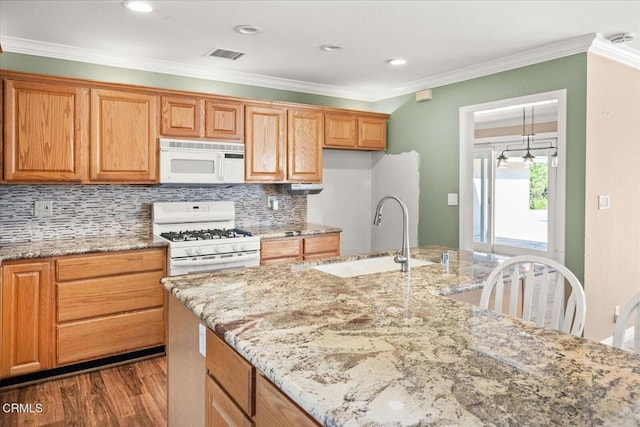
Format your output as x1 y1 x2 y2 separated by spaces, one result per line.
0 36 370 101
2 33 637 103
368 34 599 101
588 34 640 70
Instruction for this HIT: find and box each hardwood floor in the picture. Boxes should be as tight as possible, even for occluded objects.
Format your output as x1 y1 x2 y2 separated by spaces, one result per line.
0 356 166 427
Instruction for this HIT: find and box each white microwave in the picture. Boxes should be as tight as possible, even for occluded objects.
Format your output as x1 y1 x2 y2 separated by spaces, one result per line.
159 139 245 184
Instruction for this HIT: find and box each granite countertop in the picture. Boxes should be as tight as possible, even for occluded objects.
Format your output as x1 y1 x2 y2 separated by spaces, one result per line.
0 223 339 264
162 246 640 426
0 234 168 263
242 222 342 239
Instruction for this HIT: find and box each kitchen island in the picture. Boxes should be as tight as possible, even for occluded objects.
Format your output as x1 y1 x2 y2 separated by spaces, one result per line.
162 246 640 426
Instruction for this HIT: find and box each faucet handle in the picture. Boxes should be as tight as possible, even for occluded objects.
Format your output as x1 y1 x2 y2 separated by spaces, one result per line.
394 253 408 264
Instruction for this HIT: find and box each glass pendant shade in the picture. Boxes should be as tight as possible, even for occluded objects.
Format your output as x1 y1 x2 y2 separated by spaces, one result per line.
497 153 508 168
522 151 535 167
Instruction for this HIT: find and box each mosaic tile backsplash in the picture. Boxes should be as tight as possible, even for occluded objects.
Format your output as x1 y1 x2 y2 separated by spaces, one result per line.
0 184 307 244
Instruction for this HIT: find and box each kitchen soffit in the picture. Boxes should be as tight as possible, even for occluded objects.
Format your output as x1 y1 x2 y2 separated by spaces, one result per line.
0 0 638 102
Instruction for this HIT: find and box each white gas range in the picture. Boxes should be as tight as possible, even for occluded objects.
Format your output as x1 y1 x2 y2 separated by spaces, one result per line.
152 201 260 276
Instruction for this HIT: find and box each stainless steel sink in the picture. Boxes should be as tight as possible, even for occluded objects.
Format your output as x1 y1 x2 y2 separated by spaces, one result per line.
312 255 433 278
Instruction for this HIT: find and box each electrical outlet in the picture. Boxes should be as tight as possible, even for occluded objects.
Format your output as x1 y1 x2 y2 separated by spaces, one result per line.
34 200 53 217
267 196 279 210
198 323 206 357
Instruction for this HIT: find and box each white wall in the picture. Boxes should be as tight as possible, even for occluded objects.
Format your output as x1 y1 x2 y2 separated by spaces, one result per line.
308 150 421 257
371 151 421 253
307 150 373 256
583 53 640 341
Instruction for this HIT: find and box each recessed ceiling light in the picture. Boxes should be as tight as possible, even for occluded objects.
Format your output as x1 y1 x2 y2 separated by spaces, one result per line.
320 44 342 52
122 1 153 13
387 58 407 66
234 25 263 35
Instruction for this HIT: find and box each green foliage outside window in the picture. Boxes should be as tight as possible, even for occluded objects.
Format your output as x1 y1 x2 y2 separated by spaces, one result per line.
529 163 548 210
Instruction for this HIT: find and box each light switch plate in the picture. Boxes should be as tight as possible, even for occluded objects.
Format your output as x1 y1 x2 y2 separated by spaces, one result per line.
198 323 206 356
447 193 458 206
598 195 611 210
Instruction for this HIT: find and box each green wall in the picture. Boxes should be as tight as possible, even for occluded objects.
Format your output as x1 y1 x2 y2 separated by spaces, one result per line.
374 54 588 280
0 53 371 110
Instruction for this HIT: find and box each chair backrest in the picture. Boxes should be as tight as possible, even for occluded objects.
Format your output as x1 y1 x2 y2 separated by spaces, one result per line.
480 255 586 336
613 292 640 353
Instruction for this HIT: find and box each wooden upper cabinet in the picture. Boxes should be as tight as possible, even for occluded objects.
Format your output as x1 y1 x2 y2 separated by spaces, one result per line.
287 109 323 182
161 96 204 137
205 100 243 141
358 116 387 149
244 104 286 182
324 112 387 151
1 259 54 378
90 88 158 182
4 79 89 182
324 113 357 148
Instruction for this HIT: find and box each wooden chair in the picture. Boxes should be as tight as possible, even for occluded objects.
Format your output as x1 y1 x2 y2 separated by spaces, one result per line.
613 292 640 353
480 255 586 336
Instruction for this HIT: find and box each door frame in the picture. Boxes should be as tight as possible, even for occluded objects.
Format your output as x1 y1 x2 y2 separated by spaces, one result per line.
459 89 567 262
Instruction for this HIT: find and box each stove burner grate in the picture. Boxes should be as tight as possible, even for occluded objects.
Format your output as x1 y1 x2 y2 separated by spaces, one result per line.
160 228 252 242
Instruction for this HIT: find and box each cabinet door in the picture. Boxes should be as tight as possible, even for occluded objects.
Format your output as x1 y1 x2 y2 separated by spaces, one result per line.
90 89 158 182
4 80 89 182
161 96 203 137
357 116 387 150
303 233 340 260
324 113 357 148
206 375 254 427
1 260 53 378
287 109 323 182
256 373 320 427
245 105 286 182
205 100 243 141
260 238 302 265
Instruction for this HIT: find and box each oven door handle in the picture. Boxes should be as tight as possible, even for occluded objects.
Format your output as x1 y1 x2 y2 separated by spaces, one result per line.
172 252 259 267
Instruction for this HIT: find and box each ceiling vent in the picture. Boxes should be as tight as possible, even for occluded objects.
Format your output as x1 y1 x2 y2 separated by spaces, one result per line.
207 48 245 61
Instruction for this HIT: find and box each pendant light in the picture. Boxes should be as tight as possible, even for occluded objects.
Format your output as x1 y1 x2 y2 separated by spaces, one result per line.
521 107 535 168
495 105 558 168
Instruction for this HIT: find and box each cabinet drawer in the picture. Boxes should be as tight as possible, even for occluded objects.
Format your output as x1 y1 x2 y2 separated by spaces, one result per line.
256 373 319 427
56 248 165 281
206 375 254 427
261 239 301 260
57 271 165 322
206 329 255 417
57 307 164 365
303 234 340 255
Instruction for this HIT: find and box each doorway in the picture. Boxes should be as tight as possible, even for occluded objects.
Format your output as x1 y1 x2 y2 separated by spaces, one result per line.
459 90 567 261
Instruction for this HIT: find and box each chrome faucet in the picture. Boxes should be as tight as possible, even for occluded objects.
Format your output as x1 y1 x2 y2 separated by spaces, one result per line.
373 195 410 273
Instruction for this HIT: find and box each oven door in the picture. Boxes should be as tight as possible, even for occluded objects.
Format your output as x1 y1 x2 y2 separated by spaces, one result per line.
160 148 224 184
168 251 260 276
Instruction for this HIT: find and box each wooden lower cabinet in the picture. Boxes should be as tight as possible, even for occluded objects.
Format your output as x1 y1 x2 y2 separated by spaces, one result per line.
256 374 319 427
0 259 54 378
260 233 340 265
55 248 166 366
0 247 167 380
206 375 255 427
204 328 318 427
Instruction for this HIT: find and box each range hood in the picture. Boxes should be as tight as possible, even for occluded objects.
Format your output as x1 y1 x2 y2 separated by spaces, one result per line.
283 183 324 195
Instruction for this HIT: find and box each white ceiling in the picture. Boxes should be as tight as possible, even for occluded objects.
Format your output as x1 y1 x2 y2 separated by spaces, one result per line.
1 0 639 101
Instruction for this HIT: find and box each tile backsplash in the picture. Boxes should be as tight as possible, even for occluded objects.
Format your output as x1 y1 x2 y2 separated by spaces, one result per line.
0 184 306 243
